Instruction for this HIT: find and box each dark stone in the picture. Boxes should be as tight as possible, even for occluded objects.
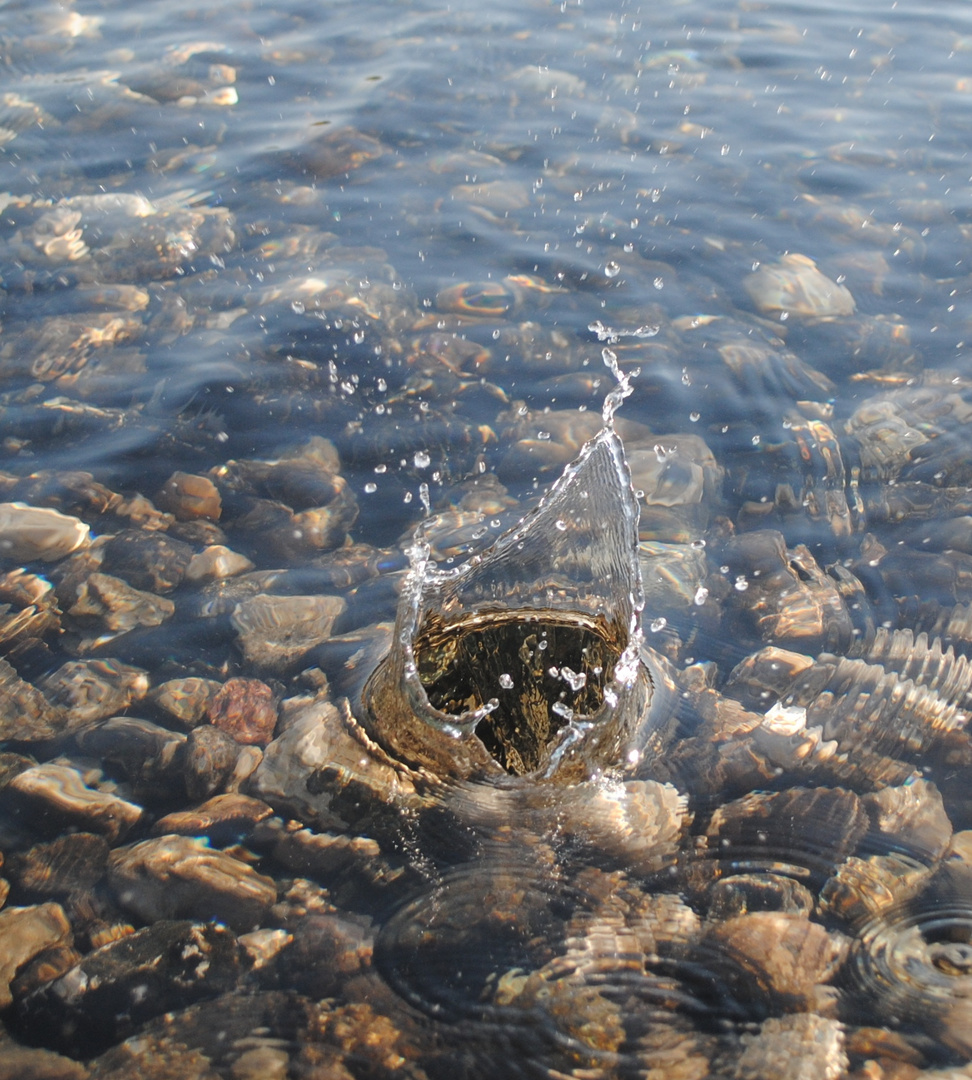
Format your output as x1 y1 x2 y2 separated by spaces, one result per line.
100 531 193 594
7 833 110 897
182 725 240 802
15 920 245 1058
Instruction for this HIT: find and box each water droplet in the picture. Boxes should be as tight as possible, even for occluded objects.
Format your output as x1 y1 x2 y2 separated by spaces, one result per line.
605 260 621 278
690 538 706 550
734 576 749 592
364 482 377 494
653 276 664 290
555 519 568 531
537 639 548 650
560 666 588 692
291 300 305 314
689 411 700 422
537 430 551 441
650 617 667 633
414 450 431 469
694 585 709 606
752 435 761 446
498 673 514 689
551 701 574 719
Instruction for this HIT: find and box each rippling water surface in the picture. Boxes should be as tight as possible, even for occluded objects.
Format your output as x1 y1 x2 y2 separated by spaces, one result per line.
2 0 972 1076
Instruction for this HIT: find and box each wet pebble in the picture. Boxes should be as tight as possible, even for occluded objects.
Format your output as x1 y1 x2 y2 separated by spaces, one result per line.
3 763 143 843
40 659 148 726
155 471 222 522
744 252 856 320
73 717 186 803
0 503 90 564
6 833 110 897
185 544 254 583
0 902 72 1008
861 779 953 863
182 725 244 801
151 793 274 843
0 1042 88 1080
230 593 346 673
16 920 244 1058
149 677 222 729
702 911 845 1012
100 530 193 594
0 659 67 742
733 1012 847 1080
108 834 277 931
65 572 174 648
207 677 278 746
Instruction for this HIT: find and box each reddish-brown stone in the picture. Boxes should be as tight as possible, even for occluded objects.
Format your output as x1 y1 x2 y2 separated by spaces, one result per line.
207 678 277 746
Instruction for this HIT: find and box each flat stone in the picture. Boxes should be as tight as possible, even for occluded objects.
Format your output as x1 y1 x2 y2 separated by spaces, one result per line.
208 678 277 746
0 902 72 1009
151 793 274 842
0 659 67 742
66 572 174 647
73 716 186 803
108 835 276 931
246 693 413 831
17 920 243 1059
100 530 193 594
230 593 346 674
3 764 144 843
7 833 110 896
0 503 90 564
150 677 222 729
40 659 148 726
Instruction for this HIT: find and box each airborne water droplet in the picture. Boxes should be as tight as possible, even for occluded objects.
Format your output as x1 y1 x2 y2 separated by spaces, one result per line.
498 673 514 689
694 585 709 605
605 260 621 278
650 617 667 632
555 519 568 531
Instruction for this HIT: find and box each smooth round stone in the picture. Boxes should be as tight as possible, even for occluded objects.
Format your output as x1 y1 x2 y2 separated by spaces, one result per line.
156 471 222 522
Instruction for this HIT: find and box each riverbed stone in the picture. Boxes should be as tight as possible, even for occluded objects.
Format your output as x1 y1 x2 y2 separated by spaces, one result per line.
3 763 144 843
108 834 277 931
207 678 277 746
16 920 244 1058
0 902 72 1009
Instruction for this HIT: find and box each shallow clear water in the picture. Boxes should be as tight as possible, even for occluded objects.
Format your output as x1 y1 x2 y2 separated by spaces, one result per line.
2 0 972 1075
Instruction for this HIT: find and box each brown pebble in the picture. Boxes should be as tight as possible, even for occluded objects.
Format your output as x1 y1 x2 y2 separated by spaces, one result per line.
156 471 222 522
0 1043 88 1080
152 793 274 840
0 902 72 1008
208 678 277 746
7 833 110 896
